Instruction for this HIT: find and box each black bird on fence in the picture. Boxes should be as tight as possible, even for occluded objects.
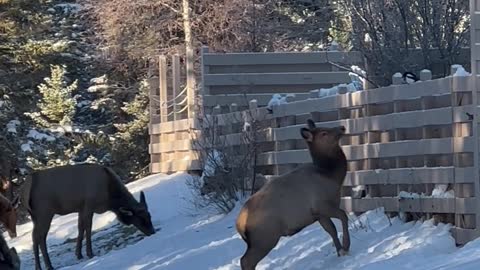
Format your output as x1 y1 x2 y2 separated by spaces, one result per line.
402 72 419 84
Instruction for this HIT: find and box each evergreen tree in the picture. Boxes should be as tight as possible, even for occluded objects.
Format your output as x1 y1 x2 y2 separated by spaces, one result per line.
33 65 77 126
113 79 150 179
115 79 149 140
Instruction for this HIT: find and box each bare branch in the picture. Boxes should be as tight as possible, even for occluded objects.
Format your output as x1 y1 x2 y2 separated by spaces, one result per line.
158 1 180 13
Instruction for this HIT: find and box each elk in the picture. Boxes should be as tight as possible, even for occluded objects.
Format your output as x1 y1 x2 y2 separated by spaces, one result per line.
0 193 19 239
236 119 350 270
0 233 20 270
19 163 156 270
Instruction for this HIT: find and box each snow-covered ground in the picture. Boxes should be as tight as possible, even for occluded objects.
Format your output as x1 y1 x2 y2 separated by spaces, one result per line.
6 173 480 270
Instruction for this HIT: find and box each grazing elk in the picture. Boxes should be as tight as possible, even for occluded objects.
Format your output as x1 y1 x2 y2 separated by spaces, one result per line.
0 233 20 270
19 163 156 270
236 119 350 270
0 193 19 239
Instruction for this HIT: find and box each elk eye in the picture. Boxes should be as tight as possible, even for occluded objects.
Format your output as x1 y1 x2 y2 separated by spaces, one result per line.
321 131 328 136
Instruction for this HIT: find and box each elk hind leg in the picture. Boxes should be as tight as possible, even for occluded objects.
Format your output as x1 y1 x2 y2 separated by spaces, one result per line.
240 232 279 270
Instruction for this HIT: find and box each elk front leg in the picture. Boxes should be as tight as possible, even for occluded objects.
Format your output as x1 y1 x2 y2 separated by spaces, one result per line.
317 216 344 256
315 204 351 254
76 212 85 260
84 211 95 258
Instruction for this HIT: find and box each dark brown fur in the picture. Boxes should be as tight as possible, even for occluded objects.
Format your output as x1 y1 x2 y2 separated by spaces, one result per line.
236 119 350 270
20 163 156 270
0 193 19 239
0 233 20 270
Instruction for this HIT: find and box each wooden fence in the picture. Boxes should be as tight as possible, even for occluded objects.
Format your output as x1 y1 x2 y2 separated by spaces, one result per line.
201 46 364 114
149 68 480 244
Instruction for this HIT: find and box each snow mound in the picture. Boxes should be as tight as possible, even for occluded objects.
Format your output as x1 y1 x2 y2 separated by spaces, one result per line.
399 185 455 199
267 94 288 111
55 3 82 14
7 120 20 133
20 142 33 153
27 129 56 142
453 66 471 77
431 184 455 198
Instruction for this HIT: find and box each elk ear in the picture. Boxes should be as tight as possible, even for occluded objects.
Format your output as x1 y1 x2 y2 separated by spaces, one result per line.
307 119 316 130
300 128 313 142
119 207 133 216
11 196 20 209
139 191 148 210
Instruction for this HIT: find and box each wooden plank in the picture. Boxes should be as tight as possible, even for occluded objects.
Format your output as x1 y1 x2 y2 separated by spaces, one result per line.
150 159 202 173
341 197 398 212
159 56 168 123
273 78 453 117
452 75 473 92
344 167 475 186
452 227 480 245
148 76 160 124
204 72 351 86
215 107 273 126
203 51 363 66
208 63 333 74
257 137 474 165
172 54 182 121
274 106 472 141
470 0 480 237
456 197 478 214
203 93 311 107
201 46 211 95
149 119 192 135
341 197 477 214
150 128 274 154
398 198 477 214
186 47 195 119
149 139 196 154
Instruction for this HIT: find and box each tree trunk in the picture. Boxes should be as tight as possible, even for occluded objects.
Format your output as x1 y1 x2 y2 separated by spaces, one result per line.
182 0 197 119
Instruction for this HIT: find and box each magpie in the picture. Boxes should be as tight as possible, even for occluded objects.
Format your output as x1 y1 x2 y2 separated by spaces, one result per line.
402 72 419 84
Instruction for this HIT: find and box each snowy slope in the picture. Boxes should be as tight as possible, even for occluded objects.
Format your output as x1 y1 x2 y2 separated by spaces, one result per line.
6 173 480 270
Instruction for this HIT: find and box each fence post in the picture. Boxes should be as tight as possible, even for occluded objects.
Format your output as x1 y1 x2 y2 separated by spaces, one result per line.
392 72 403 85
172 54 182 121
469 0 480 243
419 69 432 81
186 46 196 120
212 105 221 115
229 103 238 112
148 75 159 173
285 94 295 102
158 55 168 123
201 46 210 96
148 76 160 125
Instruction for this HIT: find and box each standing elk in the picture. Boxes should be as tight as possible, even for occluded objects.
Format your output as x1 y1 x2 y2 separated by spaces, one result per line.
236 119 350 270
19 163 155 270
